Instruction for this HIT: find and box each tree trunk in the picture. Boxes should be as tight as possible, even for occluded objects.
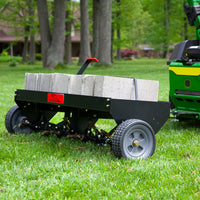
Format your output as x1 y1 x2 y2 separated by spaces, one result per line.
98 0 112 64
116 0 121 60
64 0 73 65
92 0 100 58
22 25 29 63
78 0 91 65
163 0 170 58
46 0 66 68
37 0 66 68
22 35 28 63
116 29 121 60
28 0 35 63
36 0 51 67
111 20 114 63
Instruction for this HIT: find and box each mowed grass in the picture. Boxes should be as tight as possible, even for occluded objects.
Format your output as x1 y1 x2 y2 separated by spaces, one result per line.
0 58 199 199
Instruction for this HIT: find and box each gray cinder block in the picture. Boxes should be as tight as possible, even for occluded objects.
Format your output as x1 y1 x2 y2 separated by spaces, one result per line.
136 79 159 101
24 73 159 102
94 75 135 100
37 73 52 92
51 73 70 93
68 75 83 95
81 75 95 96
24 73 38 91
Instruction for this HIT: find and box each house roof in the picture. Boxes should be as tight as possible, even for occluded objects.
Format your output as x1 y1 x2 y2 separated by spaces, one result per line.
0 29 21 42
0 28 81 43
0 1 82 43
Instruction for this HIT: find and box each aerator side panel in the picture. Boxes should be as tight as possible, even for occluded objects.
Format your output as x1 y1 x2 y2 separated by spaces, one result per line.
14 89 170 134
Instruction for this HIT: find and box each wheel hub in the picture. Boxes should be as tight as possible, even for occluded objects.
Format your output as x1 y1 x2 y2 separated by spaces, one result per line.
133 139 139 147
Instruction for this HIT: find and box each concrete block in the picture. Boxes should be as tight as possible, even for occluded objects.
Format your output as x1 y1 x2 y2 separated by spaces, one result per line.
24 73 38 91
94 75 135 100
136 79 159 101
24 73 159 102
36 73 52 92
68 75 83 95
51 73 70 93
81 75 95 96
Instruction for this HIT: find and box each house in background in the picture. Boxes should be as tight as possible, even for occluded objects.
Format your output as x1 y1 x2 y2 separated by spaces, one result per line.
0 24 81 57
0 2 82 58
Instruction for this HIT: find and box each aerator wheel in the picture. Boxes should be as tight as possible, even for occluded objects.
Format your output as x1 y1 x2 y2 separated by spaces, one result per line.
112 119 156 159
5 105 33 134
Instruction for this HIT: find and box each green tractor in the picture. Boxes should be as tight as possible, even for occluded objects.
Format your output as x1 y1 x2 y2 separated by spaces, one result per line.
168 0 200 120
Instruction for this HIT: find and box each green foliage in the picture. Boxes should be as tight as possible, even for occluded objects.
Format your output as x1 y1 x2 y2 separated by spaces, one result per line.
0 0 39 39
55 62 67 69
0 0 7 12
142 0 196 50
0 59 199 199
27 60 35 65
113 0 153 49
8 60 18 67
0 56 22 63
1 49 8 56
112 0 196 55
36 53 42 61
1 0 196 59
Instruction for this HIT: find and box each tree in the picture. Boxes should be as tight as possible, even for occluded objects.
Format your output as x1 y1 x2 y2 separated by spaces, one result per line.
92 0 112 64
0 0 37 61
142 0 195 57
27 0 35 63
163 0 170 58
111 0 153 61
92 0 100 59
114 0 121 60
64 0 73 65
78 0 91 65
0 1 8 13
37 0 66 68
99 0 112 64
22 0 37 63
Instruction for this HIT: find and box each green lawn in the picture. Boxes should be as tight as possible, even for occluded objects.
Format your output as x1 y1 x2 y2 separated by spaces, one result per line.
0 59 199 199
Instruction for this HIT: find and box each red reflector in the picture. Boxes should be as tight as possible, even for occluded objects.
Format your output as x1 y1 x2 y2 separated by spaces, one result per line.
48 93 64 104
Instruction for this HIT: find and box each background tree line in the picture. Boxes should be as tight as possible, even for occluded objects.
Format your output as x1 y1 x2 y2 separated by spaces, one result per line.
0 0 196 69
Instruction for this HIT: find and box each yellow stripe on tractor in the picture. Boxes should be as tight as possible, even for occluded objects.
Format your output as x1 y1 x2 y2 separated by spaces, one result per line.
169 67 200 76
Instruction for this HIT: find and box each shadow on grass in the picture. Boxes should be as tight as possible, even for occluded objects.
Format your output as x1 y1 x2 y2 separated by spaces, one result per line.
161 118 200 136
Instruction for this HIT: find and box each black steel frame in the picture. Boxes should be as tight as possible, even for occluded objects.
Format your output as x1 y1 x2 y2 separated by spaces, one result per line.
15 89 170 134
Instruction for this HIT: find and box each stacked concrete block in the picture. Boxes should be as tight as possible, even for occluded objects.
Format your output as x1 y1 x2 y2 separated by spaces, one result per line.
24 73 38 91
25 73 53 92
67 75 96 96
94 76 135 100
81 75 95 96
67 75 83 95
137 79 159 102
24 73 159 102
51 73 70 93
37 73 52 92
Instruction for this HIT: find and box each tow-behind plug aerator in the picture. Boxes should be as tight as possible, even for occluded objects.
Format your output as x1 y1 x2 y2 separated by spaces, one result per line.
5 58 169 159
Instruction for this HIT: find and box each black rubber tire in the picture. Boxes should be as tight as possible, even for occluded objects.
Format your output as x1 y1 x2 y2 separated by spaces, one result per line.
5 105 32 134
112 119 156 159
